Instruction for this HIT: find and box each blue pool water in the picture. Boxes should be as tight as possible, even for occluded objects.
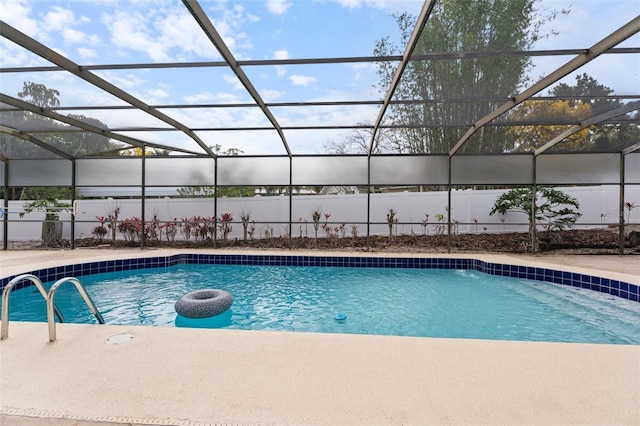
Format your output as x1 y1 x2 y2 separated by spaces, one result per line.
3 264 640 344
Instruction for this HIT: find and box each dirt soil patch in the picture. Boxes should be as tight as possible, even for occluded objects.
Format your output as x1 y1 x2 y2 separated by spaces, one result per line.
9 227 640 256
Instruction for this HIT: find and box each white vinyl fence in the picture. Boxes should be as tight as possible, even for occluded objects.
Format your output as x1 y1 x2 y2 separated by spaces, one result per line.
3 185 639 242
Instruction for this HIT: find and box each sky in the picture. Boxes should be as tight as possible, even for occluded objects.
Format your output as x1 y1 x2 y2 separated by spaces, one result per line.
1 0 639 156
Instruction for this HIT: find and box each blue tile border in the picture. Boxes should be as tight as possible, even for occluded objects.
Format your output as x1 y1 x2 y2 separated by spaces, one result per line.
1 254 638 304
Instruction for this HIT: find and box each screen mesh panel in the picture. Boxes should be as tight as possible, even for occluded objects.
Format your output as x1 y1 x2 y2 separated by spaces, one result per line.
217 157 290 186
537 153 621 184
293 156 368 185
76 158 142 186
145 157 215 186
8 159 71 186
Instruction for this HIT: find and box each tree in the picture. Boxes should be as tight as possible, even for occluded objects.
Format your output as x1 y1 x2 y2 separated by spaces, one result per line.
550 73 620 114
0 81 127 200
1 81 62 161
507 99 593 152
547 74 640 152
372 1 562 154
1 81 121 161
18 81 60 108
65 114 122 156
490 186 582 250
323 122 401 154
16 187 73 202
590 114 640 152
502 73 640 153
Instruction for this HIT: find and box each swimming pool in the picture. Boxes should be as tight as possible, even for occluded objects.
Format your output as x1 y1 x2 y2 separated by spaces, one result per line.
2 254 639 344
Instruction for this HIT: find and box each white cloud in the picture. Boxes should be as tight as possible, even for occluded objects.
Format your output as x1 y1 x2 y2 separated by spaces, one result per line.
87 34 101 45
289 74 317 86
208 3 263 57
212 92 245 103
0 46 34 66
1 0 38 37
273 49 290 60
94 71 148 90
273 50 290 77
42 6 76 31
182 91 245 104
328 0 422 11
62 28 85 44
147 88 170 99
223 74 245 91
204 0 231 13
266 0 292 15
261 89 285 102
276 66 287 77
183 92 216 104
77 47 98 59
530 0 640 94
104 11 170 62
99 2 267 62
154 12 219 59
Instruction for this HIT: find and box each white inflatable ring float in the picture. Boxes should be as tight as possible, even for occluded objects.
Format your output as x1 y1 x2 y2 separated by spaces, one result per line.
175 289 233 319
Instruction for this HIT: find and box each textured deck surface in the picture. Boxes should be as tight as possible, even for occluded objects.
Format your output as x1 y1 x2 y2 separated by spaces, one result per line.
1 249 639 425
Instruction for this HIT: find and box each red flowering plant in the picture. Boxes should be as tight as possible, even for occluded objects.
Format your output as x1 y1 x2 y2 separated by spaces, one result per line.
321 213 331 237
179 217 193 241
219 213 233 240
161 218 178 243
192 216 205 240
145 214 161 243
199 216 216 240
118 216 142 242
92 216 108 242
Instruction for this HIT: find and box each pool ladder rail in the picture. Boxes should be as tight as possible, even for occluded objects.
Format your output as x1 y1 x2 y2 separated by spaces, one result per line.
1 274 105 342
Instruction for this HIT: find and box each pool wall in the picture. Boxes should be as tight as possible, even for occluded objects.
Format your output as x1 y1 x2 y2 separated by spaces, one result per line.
1 253 638 303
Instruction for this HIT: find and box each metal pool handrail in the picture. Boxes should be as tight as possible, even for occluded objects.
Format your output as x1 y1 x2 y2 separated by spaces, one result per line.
47 277 105 342
1 274 65 340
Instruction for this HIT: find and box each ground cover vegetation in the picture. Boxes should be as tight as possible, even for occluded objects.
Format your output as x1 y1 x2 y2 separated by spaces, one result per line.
12 188 640 254
15 221 639 255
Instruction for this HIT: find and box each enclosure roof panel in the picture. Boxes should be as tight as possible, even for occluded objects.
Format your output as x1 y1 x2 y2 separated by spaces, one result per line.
0 0 638 161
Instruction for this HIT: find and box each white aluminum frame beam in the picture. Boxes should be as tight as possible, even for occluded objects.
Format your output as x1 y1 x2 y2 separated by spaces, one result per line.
182 0 292 157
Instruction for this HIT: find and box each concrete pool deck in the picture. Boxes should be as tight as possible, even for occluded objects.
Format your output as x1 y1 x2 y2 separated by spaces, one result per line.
1 249 639 425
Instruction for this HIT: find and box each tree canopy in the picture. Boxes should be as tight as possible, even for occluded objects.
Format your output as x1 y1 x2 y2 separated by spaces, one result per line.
507 74 640 152
372 0 561 154
1 81 122 160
